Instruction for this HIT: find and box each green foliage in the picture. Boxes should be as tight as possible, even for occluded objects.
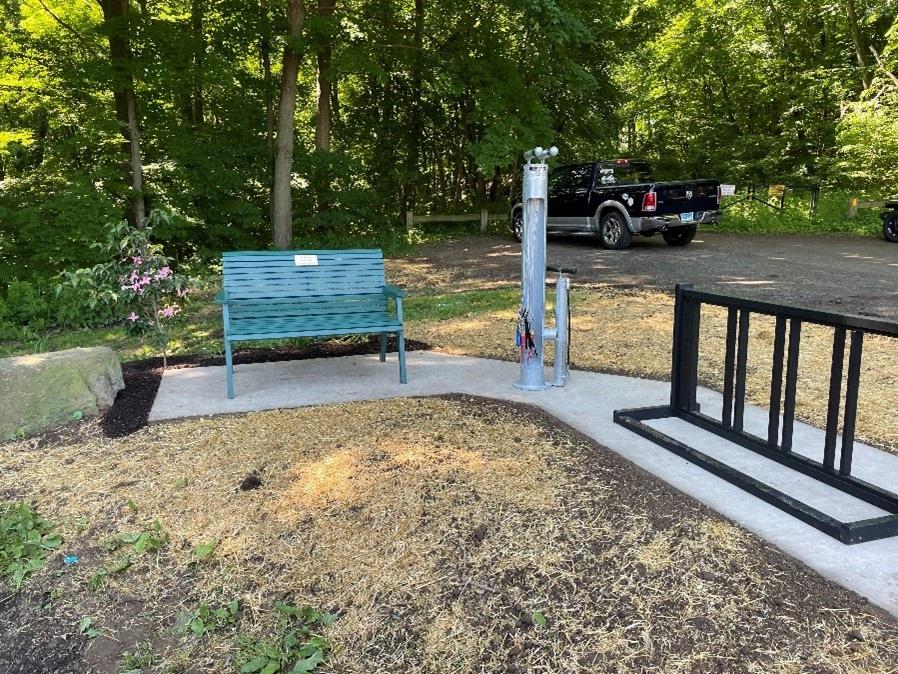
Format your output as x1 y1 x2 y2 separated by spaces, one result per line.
118 640 157 673
715 190 883 236
0 501 61 590
89 554 133 590
192 540 217 562
56 214 192 364
0 0 896 298
238 603 336 674
105 520 170 555
838 92 898 193
3 280 48 330
0 172 121 285
174 598 240 638
78 616 101 639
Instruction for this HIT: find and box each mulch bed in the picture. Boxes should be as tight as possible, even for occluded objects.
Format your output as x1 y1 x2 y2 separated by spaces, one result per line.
100 336 430 438
4 396 898 673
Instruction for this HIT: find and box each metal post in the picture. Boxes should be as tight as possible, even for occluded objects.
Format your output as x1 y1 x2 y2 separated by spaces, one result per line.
515 145 557 391
553 273 570 386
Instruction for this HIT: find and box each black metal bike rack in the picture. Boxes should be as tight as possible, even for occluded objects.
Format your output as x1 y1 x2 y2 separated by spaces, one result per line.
614 285 898 544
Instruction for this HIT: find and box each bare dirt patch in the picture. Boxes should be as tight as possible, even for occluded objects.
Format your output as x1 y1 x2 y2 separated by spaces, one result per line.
2 397 898 672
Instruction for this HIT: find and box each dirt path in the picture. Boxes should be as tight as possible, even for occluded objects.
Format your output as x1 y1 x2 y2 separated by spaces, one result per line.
390 232 898 319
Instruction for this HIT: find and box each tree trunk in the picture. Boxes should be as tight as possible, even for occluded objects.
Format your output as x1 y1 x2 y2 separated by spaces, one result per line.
402 0 424 213
844 0 871 89
314 0 336 152
191 0 205 125
260 0 274 164
270 0 305 249
98 0 147 227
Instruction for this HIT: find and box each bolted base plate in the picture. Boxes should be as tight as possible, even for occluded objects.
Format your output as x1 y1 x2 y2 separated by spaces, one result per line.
513 380 553 391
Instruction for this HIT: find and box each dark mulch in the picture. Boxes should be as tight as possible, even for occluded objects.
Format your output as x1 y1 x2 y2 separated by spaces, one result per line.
101 336 429 439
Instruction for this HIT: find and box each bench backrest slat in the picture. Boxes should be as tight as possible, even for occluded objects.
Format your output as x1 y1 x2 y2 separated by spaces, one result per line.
222 249 387 302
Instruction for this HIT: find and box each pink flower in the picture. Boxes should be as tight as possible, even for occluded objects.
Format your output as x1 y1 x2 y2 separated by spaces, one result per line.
155 266 172 280
132 256 143 265
126 312 140 322
158 305 181 319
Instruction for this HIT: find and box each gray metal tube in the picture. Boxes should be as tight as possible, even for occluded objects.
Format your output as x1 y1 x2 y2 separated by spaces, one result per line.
515 145 558 391
553 275 570 387
515 161 550 390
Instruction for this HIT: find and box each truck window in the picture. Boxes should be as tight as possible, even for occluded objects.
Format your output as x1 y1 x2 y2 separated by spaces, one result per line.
596 161 654 185
547 169 566 196
567 165 592 192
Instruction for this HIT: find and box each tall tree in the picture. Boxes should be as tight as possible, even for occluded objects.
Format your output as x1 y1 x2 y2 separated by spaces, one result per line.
314 0 335 151
190 0 205 124
98 0 146 226
270 0 305 249
844 0 871 89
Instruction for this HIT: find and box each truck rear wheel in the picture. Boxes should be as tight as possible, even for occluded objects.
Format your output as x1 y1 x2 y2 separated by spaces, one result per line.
511 209 523 242
883 212 898 243
599 211 633 250
662 226 697 246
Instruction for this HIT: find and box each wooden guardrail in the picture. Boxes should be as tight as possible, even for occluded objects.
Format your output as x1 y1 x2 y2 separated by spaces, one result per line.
405 209 507 233
846 198 887 218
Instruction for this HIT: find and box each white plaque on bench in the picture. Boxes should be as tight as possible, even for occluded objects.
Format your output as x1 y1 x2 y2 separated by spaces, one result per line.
294 254 319 266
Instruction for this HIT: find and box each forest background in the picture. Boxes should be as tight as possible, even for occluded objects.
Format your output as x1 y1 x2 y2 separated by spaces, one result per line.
1 0 896 333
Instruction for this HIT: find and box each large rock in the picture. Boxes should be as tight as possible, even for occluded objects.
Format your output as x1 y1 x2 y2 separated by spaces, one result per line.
0 347 124 439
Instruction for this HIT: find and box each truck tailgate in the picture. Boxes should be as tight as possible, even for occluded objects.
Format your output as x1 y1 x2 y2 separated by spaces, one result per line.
654 180 719 215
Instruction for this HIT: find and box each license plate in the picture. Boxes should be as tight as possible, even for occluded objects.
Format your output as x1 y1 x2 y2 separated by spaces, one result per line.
680 212 694 223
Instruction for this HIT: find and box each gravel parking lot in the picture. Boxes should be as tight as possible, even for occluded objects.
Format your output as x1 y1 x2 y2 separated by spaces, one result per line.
398 231 898 319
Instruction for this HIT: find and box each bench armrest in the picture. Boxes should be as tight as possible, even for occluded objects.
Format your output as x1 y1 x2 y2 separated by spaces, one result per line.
216 289 228 304
383 284 406 298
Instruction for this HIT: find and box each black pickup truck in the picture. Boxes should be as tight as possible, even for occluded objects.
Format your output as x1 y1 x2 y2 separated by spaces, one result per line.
510 159 721 249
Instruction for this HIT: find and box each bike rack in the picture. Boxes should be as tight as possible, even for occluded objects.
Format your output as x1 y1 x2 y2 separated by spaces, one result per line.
614 285 898 544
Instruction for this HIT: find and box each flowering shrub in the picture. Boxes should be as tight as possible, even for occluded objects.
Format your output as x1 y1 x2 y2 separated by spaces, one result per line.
57 212 191 367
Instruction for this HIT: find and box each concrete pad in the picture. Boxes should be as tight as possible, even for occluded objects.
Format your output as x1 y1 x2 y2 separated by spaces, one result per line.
150 351 898 616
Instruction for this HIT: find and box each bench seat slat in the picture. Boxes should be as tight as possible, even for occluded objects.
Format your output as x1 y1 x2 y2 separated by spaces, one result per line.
230 311 399 331
229 315 401 341
225 278 384 290
229 302 388 319
224 271 385 281
223 249 382 257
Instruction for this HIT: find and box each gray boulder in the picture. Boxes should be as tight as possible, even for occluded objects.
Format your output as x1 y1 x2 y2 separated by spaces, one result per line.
0 347 124 439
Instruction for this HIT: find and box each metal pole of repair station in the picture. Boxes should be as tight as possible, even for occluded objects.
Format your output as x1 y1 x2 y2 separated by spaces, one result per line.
515 145 576 391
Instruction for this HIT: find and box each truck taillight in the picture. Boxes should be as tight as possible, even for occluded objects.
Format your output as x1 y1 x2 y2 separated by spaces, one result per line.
642 191 657 212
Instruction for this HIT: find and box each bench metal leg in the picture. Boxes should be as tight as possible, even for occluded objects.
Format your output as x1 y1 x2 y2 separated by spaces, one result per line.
397 331 408 384
379 332 387 362
225 339 235 399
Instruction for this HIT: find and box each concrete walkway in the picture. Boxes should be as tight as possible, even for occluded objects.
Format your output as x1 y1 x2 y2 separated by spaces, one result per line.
150 351 898 616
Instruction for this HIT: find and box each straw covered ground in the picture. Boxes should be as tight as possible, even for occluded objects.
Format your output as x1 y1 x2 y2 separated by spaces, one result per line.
3 396 898 673
405 287 898 453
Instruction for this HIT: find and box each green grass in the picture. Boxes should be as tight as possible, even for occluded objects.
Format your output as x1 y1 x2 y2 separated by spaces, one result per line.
405 288 518 322
0 279 520 362
0 287 225 362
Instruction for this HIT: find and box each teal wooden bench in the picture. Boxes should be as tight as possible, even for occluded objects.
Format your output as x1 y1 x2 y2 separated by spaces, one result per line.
216 249 407 398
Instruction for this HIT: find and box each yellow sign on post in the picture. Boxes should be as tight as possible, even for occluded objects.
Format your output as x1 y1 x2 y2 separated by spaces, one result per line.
768 184 786 199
